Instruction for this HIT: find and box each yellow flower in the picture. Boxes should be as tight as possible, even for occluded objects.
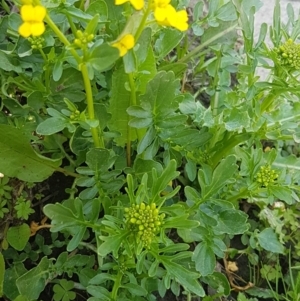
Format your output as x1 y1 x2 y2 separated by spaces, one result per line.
18 5 46 38
112 34 135 57
115 0 144 10
168 9 189 31
152 0 188 31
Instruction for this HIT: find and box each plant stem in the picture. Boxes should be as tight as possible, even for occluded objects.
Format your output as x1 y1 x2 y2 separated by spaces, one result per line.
81 63 103 148
126 73 138 166
111 271 123 300
55 166 82 178
178 24 238 63
134 2 152 42
44 14 81 64
260 92 279 113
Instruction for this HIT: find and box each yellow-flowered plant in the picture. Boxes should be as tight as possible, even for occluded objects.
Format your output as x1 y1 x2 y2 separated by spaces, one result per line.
275 39 300 70
112 34 135 57
124 202 165 248
18 4 46 38
256 165 279 187
152 0 188 31
115 0 144 10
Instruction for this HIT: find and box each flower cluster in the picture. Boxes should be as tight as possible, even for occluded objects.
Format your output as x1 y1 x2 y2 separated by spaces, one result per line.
256 165 279 187
114 0 188 31
18 1 46 38
275 39 300 70
124 202 165 247
152 0 188 31
112 34 135 57
74 30 94 48
28 36 44 49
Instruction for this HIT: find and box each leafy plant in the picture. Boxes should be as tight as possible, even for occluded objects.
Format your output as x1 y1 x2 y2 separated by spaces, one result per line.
1 0 300 300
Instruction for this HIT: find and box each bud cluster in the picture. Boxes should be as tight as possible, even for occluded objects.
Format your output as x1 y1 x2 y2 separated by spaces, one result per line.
74 30 94 48
124 203 165 247
275 39 300 70
256 165 279 187
69 110 80 121
28 36 44 49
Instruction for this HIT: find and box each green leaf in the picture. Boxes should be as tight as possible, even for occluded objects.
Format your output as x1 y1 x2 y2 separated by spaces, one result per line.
67 226 86 252
4 263 27 300
108 66 136 146
0 50 21 72
155 28 184 60
98 231 128 257
7 224 31 251
269 185 294 204
43 203 81 232
202 20 237 46
161 257 205 296
198 155 237 201
87 286 111 301
215 1 237 21
151 160 180 202
140 71 179 118
0 253 4 297
202 272 230 296
163 215 199 229
214 209 249 235
0 124 61 182
122 283 147 296
86 0 108 21
36 117 70 135
86 148 111 172
137 44 157 93
257 228 284 254
192 242 216 276
224 108 250 132
16 257 50 300
89 43 119 72
133 158 163 181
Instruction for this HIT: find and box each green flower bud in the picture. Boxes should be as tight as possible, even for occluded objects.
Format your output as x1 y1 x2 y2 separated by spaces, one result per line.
76 30 83 38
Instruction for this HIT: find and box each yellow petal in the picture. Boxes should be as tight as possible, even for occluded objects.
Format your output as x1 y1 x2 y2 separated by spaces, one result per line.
34 5 46 22
115 0 128 4
20 5 34 22
154 7 168 22
153 0 171 8
130 0 144 10
169 10 189 31
31 22 45 36
112 42 127 56
121 34 134 50
18 22 31 38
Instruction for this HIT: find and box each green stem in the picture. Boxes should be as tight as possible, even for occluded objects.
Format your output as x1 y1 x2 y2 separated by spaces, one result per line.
65 12 78 36
55 166 82 178
79 0 85 11
134 2 152 42
111 271 123 301
260 92 280 113
178 23 238 63
81 63 103 148
79 242 97 253
44 14 81 64
126 73 136 166
227 188 249 202
39 49 50 93
211 51 221 116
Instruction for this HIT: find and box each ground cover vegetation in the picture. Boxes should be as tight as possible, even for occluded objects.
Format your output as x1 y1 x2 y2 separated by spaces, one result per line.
0 0 300 300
